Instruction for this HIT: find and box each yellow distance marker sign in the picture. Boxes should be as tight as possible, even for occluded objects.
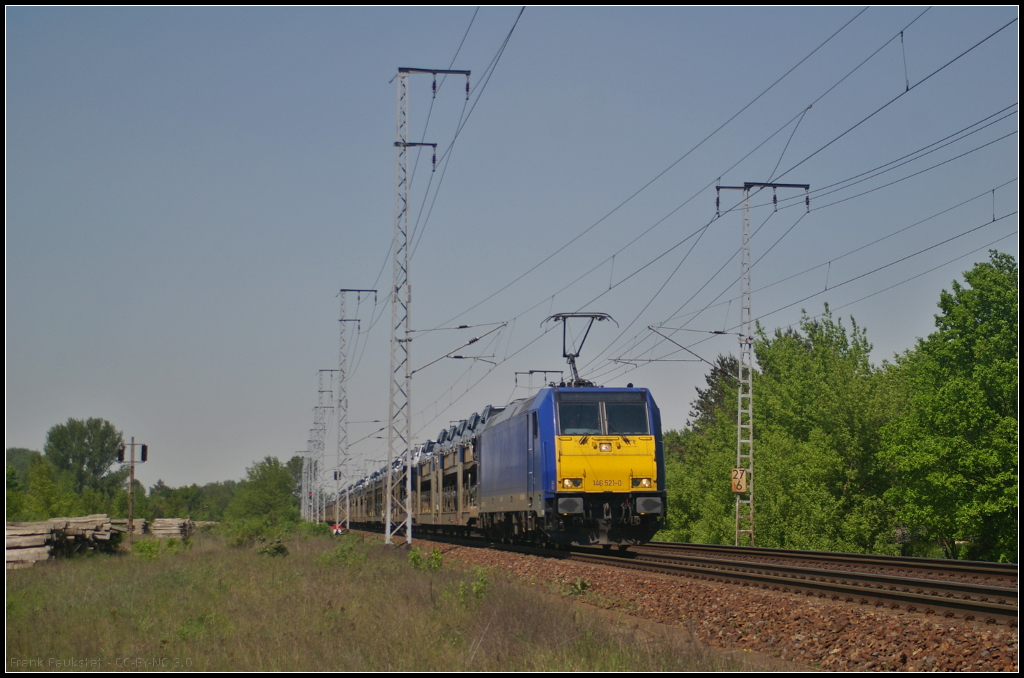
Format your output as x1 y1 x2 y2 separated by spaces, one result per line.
731 468 748 493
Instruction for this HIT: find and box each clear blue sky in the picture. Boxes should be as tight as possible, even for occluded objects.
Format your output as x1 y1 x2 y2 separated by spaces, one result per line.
6 7 1018 489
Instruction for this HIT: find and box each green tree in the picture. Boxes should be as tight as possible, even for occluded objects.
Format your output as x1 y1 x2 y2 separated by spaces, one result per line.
753 308 899 554
44 418 128 497
659 422 737 545
195 480 238 521
224 456 300 535
286 455 304 500
881 252 1018 561
23 456 83 519
661 307 902 553
6 447 42 487
686 354 738 431
659 358 741 544
7 465 27 520
109 479 148 520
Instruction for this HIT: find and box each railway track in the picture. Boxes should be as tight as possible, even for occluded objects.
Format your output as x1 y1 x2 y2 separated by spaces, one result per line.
572 542 1017 626
639 541 1018 586
356 528 1017 626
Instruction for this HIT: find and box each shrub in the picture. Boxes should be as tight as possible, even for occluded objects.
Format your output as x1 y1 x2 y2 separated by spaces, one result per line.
132 540 159 560
255 538 288 557
567 578 590 595
296 521 332 538
316 533 367 568
408 546 443 571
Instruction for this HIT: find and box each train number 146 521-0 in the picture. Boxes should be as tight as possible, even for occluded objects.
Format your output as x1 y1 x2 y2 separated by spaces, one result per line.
593 479 622 487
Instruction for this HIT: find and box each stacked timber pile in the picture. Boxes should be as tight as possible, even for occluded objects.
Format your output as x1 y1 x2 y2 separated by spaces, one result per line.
44 514 117 558
110 518 147 535
5 522 53 569
150 518 192 538
6 514 118 568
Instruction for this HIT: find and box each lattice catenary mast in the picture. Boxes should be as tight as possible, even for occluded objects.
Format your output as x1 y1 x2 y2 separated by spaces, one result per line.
335 289 374 528
387 67 470 546
716 181 809 546
309 369 336 523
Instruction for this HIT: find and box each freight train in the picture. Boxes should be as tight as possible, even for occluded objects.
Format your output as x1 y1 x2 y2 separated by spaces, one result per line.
341 384 666 547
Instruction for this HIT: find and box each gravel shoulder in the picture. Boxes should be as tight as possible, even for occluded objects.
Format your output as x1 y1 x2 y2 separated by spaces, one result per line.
409 536 1018 672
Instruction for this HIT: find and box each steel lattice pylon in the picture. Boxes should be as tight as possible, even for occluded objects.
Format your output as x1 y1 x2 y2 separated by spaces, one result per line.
736 187 755 547
716 181 809 547
309 369 335 523
387 67 469 546
387 70 412 545
336 289 372 528
301 451 310 521
337 294 349 528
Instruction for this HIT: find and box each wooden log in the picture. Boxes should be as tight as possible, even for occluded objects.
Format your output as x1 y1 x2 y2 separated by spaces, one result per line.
5 528 53 537
6 546 50 562
5 534 49 548
64 514 109 523
5 522 55 535
5 524 52 532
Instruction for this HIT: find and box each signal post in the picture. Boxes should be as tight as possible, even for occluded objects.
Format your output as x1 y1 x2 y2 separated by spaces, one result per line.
117 436 149 544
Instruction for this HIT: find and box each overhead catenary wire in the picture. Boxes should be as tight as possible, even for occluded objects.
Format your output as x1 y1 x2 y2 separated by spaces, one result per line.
661 179 1018 330
337 9 512 394
411 6 525 258
588 182 1018 384
412 6 940 376
605 125 1019 370
406 8 481 249
624 211 1018 371
756 211 1017 320
426 7 869 331
421 7 962 374
588 226 1019 386
731 103 1019 214
348 11 1018 455
773 16 1019 182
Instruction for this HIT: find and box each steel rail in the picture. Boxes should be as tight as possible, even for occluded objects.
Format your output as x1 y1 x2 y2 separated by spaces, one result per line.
570 550 1017 627
348 527 1017 625
644 541 1018 585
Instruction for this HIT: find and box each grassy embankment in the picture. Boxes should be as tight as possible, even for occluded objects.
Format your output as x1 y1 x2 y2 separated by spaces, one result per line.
7 532 732 671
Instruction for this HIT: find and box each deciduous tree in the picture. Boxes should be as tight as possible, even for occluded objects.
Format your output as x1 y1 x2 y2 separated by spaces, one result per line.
881 252 1018 561
43 418 127 497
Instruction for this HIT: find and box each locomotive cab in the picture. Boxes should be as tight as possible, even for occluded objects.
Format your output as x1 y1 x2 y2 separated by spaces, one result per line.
476 385 665 547
547 388 665 545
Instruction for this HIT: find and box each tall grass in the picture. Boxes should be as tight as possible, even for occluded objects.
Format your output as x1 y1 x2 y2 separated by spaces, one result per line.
6 533 731 671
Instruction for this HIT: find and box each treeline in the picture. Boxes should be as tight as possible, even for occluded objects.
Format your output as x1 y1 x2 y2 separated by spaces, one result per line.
6 420 304 532
660 252 1017 562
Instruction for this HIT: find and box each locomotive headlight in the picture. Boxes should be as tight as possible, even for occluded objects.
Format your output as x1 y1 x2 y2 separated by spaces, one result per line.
562 478 583 489
599 442 612 452
631 477 652 488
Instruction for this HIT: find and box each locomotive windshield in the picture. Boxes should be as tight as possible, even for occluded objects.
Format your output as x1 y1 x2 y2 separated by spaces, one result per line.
559 402 602 435
557 392 650 436
605 402 649 435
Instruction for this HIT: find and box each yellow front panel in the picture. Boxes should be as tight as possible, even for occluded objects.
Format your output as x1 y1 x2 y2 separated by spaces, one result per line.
556 436 657 491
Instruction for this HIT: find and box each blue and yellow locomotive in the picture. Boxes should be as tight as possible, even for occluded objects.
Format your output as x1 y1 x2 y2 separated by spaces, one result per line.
476 385 666 546
345 384 665 547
